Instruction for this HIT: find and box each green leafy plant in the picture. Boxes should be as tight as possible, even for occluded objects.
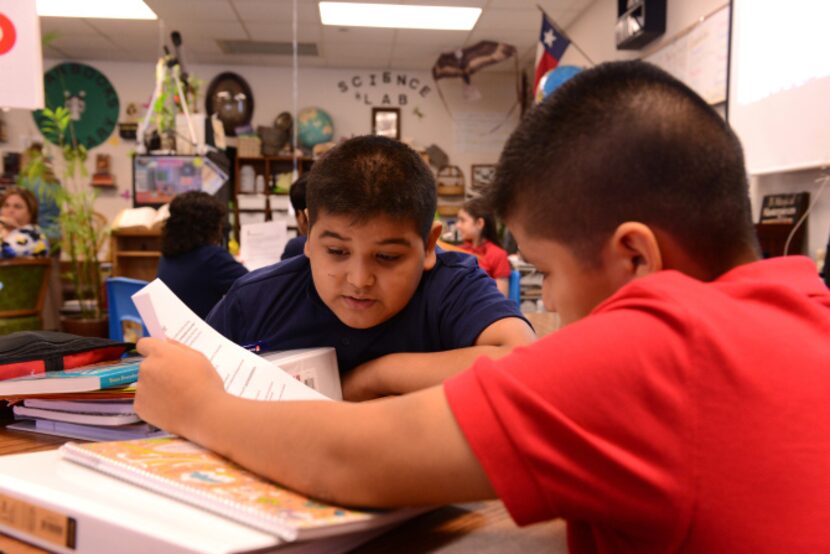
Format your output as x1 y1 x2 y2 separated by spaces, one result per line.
27 106 107 320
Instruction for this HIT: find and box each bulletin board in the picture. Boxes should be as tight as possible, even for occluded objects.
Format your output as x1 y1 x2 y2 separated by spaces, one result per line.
643 4 730 105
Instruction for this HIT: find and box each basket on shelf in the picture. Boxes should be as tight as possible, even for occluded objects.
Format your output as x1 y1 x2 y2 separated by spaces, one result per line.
437 204 462 217
436 165 465 196
237 136 262 158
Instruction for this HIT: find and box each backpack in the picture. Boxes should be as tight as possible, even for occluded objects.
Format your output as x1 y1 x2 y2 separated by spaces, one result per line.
0 331 133 381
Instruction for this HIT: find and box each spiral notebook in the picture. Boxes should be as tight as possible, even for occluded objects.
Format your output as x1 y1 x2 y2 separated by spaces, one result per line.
60 437 419 543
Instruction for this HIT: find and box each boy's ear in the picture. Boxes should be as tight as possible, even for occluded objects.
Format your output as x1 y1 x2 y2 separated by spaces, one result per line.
423 221 443 271
606 222 663 280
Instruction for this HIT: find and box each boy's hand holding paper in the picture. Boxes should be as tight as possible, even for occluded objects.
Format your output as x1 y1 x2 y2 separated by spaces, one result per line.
135 338 225 436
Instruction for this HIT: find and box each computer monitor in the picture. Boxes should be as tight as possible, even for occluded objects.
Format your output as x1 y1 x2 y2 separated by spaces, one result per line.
132 155 226 208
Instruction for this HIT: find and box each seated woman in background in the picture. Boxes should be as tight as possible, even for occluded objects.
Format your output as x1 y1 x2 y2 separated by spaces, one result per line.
0 187 49 258
456 196 511 297
157 191 248 319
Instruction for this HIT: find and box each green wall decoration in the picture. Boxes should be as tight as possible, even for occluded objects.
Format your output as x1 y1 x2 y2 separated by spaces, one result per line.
32 62 120 149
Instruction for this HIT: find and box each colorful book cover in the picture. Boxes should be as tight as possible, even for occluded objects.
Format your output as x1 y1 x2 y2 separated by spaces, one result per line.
60 437 416 541
0 357 141 396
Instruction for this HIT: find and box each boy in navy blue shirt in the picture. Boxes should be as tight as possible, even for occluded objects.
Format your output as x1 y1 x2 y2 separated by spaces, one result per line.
280 173 308 260
207 135 534 400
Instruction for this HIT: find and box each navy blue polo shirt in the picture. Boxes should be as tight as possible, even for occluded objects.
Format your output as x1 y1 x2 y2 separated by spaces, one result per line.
280 235 307 260
157 244 248 320
206 250 526 373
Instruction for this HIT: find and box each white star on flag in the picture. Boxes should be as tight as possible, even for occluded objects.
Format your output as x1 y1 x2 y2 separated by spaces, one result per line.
544 29 555 48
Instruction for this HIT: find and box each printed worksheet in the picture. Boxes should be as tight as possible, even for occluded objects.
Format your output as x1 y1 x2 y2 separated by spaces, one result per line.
132 279 327 401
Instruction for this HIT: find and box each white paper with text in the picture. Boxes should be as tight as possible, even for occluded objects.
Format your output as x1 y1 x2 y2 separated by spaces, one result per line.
132 279 326 401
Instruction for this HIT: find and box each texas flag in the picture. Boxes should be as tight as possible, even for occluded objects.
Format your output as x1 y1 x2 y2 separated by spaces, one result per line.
0 0 43 109
534 14 571 93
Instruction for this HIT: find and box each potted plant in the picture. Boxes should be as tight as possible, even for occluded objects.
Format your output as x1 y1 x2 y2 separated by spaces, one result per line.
25 106 109 337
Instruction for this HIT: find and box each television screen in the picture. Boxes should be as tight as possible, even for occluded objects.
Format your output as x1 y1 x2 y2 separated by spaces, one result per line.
132 155 226 208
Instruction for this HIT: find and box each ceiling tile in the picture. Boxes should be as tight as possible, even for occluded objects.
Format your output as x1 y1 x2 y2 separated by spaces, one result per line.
40 17 98 36
145 0 237 21
393 29 471 47
321 42 393 59
245 22 321 42
474 8 540 32
180 21 248 41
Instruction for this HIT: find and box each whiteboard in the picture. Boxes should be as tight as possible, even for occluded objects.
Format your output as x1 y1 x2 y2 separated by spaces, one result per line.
644 5 730 105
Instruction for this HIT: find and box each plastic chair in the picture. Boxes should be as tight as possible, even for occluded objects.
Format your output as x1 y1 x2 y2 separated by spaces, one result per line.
0 258 51 335
508 269 521 307
106 277 149 342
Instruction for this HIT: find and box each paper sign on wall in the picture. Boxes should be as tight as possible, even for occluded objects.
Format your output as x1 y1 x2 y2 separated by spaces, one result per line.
0 0 44 109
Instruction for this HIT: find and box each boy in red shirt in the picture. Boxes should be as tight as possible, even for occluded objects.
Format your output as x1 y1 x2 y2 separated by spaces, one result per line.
135 61 830 552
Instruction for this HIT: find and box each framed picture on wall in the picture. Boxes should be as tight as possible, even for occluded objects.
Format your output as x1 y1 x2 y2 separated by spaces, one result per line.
470 164 497 193
372 107 401 140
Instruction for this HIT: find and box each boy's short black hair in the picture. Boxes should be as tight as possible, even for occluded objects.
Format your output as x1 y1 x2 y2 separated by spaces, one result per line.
162 191 226 257
289 173 308 213
306 136 436 242
491 60 759 274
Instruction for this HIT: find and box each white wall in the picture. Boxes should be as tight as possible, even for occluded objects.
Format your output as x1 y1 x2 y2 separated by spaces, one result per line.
562 0 830 260
1 60 519 224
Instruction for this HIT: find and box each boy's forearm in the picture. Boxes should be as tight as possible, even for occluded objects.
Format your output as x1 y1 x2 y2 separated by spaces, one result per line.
182 387 494 508
345 317 536 400
370 345 516 396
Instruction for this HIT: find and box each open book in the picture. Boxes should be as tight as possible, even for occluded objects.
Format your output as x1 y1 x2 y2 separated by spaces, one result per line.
61 437 419 543
111 205 170 232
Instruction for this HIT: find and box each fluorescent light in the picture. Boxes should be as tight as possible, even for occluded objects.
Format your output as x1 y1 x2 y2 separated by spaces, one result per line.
319 2 481 31
37 0 157 20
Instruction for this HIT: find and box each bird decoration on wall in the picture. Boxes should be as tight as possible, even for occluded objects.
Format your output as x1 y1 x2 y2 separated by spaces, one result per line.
431 41 520 121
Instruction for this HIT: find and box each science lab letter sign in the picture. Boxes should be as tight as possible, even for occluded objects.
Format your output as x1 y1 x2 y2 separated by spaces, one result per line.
337 71 432 108
0 0 44 109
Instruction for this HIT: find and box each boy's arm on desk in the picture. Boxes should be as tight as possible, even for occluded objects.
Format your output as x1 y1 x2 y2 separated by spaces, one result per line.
134 338 496 508
342 316 535 401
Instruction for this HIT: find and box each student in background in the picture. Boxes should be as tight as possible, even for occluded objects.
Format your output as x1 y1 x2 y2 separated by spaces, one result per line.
280 173 309 260
137 61 829 552
0 187 49 258
206 135 533 400
456 196 511 297
157 191 247 319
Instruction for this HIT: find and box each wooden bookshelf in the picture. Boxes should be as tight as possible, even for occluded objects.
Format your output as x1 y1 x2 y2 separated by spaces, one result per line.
110 228 162 282
232 155 313 240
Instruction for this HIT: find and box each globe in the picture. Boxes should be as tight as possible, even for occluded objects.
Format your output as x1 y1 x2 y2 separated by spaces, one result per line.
297 107 334 148
535 65 583 104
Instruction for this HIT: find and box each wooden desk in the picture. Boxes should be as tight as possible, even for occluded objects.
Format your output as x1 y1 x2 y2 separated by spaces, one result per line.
0 426 566 553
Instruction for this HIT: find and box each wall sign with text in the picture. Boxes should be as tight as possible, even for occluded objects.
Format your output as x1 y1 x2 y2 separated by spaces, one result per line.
337 71 433 108
32 62 120 149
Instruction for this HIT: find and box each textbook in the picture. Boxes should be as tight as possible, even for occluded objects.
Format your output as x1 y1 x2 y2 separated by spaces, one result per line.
0 357 140 396
111 204 170 231
60 437 420 542
261 347 342 401
22 397 136 414
7 419 169 442
12 405 141 426
0 448 282 553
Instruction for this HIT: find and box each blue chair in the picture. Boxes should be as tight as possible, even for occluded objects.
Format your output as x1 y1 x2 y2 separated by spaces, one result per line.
508 269 521 307
106 277 149 342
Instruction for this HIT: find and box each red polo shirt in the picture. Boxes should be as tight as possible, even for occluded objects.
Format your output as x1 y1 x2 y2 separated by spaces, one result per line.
459 240 511 279
446 257 830 553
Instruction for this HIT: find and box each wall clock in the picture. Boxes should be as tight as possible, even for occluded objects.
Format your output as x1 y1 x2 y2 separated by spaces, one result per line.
32 62 120 149
205 72 254 137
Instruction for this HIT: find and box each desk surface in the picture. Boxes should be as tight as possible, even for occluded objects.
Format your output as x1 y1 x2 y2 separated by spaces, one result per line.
0 425 567 553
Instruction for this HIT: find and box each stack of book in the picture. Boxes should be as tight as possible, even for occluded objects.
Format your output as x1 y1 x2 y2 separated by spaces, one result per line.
0 357 167 441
